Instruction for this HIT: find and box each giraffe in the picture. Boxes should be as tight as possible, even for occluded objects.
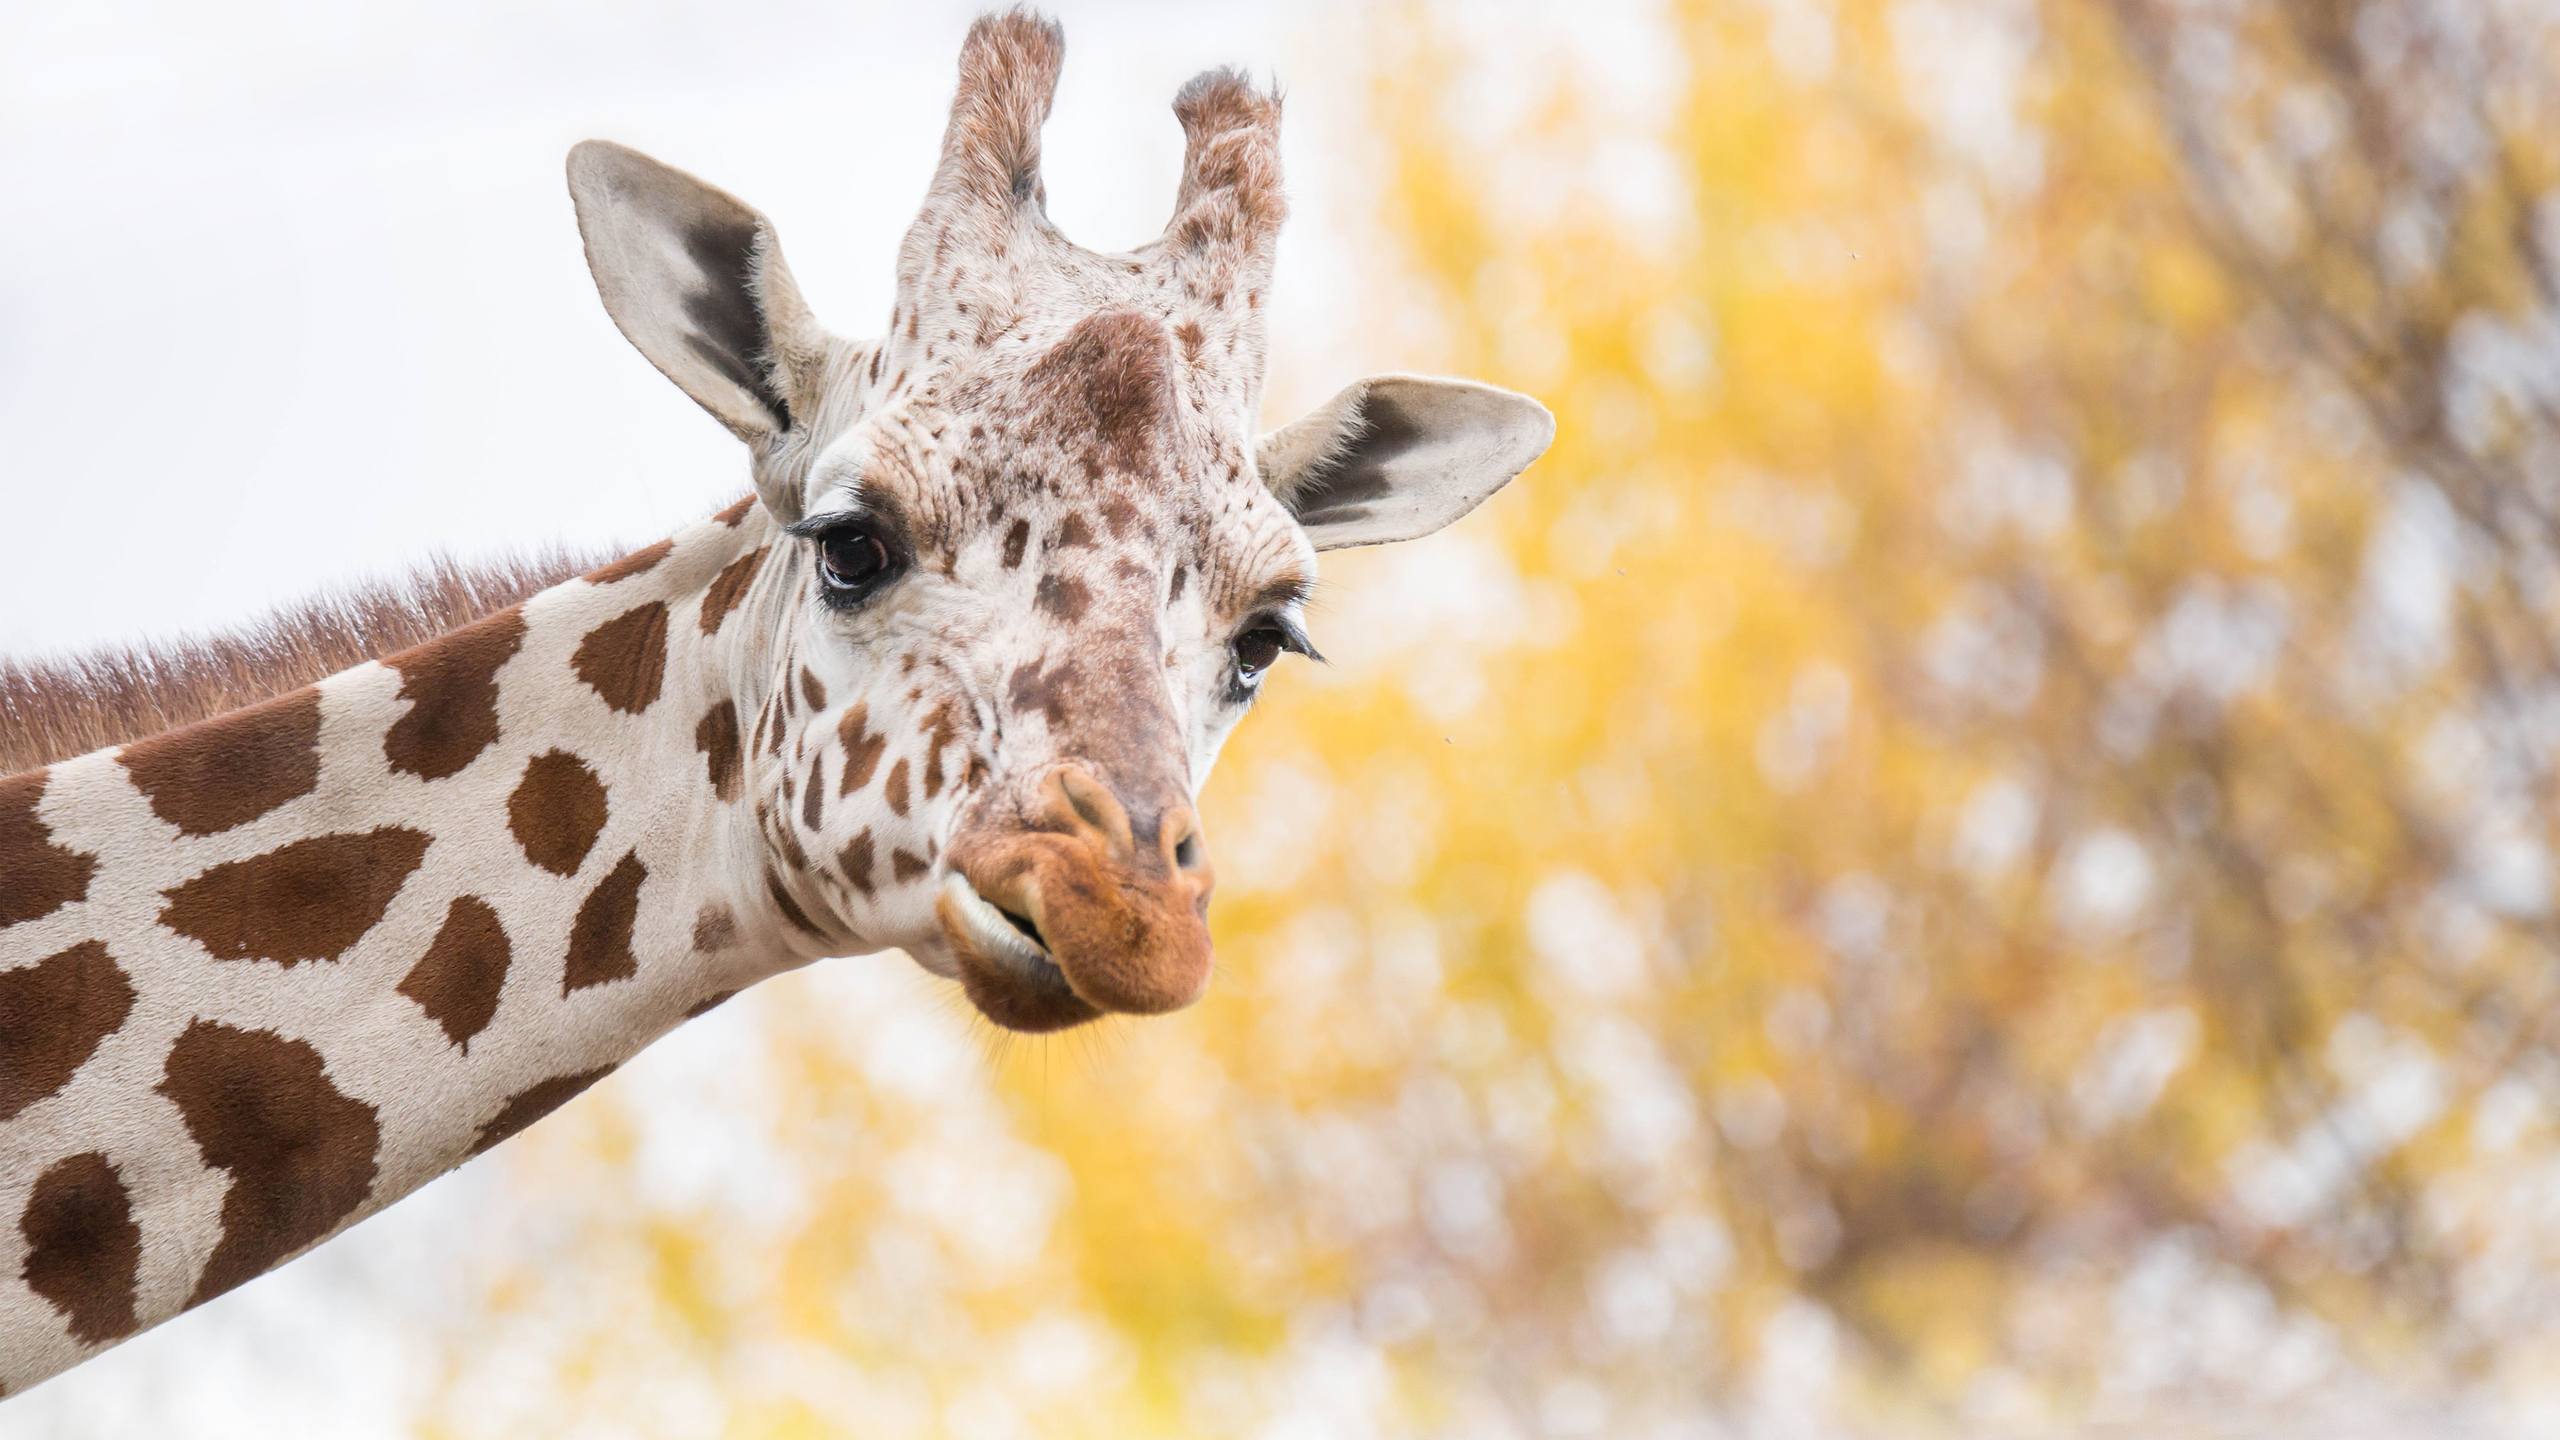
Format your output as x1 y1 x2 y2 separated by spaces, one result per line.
0 9 1551 1393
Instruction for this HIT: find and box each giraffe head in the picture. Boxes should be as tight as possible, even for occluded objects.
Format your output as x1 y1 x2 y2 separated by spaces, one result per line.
566 11 1550 1031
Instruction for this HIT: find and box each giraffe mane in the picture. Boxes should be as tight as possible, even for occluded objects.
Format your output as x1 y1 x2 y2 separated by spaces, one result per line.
0 546 620 775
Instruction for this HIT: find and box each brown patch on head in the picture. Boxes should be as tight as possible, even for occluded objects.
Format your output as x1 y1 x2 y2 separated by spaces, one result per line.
118 687 322 837
470 1068 612 1156
1051 513 1096 550
1168 564 1188 604
584 540 674 585
0 770 96 928
697 700 744 800
563 852 647 994
383 608 529 781
160 1020 380 1308
891 849 931 884
159 828 430 966
1100 496 1144 540
0 941 134 1123
573 602 671 714
398 897 511 1052
19 1152 141 1346
1006 658 1074 728
1173 318 1205 362
1027 311 1176 477
685 989 739 1020
837 703 888 796
700 546 770 635
884 759 912 817
800 667 828 711
839 831 877 897
1001 519 1032 570
1035 573 1092 623
712 494 757 526
507 750 610 877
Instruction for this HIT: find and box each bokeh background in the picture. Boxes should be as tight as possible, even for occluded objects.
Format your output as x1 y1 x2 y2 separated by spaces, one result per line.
9 0 2560 1435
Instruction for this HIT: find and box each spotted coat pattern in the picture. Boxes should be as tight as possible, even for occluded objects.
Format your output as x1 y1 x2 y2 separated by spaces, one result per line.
0 9 1552 1396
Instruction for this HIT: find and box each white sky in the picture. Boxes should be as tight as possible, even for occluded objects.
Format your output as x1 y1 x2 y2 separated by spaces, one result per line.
0 0 1376 655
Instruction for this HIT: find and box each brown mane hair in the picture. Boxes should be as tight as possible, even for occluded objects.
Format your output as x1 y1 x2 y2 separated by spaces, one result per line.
0 550 611 776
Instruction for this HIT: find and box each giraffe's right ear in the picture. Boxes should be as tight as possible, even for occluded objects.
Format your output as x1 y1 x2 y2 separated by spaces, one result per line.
567 140 827 447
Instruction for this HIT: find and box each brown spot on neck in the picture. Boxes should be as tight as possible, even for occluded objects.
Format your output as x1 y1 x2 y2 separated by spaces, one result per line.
691 903 739 952
119 687 322 836
382 607 531 781
160 1021 381 1309
0 941 133 1123
573 602 672 715
697 700 744 801
765 868 831 941
0 771 95 929
840 830 877 897
19 1152 140 1346
506 750 611 877
700 546 770 636
563 852 648 994
471 1068 612 1157
584 539 675 585
158 828 430 966
398 897 511 1052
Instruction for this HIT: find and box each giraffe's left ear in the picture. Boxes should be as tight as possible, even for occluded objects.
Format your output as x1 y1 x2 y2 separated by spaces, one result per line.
1256 376 1555 551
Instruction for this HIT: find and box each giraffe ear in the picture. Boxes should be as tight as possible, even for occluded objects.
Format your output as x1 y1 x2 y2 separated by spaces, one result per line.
1257 376 1555 551
567 140 827 446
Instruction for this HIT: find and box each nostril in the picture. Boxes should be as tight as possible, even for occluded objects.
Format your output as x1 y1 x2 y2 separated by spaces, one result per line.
1066 787 1110 833
1054 766 1120 837
1173 830 1204 872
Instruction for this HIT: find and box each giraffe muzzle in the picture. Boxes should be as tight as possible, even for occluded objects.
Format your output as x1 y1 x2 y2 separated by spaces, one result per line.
937 764 1215 1032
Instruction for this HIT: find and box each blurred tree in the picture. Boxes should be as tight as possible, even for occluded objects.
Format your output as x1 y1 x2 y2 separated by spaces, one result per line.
415 2 2560 1435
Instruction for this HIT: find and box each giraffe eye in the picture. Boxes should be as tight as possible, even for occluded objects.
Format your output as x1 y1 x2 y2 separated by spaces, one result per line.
1233 627 1287 680
814 521 901 604
1225 615 1317 703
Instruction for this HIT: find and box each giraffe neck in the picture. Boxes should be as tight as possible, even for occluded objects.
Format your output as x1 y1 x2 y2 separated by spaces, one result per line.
0 500 806 1391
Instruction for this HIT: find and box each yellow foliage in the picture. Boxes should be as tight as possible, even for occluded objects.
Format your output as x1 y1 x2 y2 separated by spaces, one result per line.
419 2 2560 1434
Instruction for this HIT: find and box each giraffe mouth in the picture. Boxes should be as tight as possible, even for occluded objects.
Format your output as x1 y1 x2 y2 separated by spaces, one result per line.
935 875 1100 1032
942 875 1052 965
